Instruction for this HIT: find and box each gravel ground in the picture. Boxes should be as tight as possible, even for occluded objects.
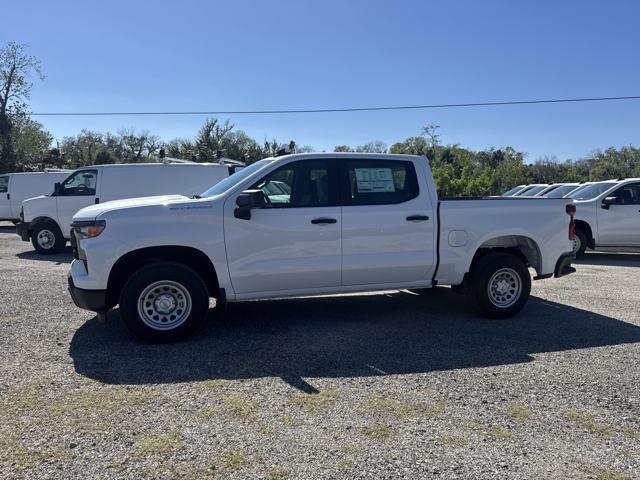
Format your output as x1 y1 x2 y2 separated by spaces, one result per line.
1 220 639 480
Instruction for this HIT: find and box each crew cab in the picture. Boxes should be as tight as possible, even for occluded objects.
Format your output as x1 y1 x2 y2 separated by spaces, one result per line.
569 178 640 255
67 153 576 342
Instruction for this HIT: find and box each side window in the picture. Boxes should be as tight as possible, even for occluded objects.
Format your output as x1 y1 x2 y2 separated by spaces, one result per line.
612 183 640 205
0 176 8 193
342 159 419 205
60 170 98 196
251 160 333 207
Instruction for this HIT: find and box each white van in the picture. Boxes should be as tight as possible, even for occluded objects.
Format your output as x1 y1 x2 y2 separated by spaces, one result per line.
0 170 71 223
18 162 236 253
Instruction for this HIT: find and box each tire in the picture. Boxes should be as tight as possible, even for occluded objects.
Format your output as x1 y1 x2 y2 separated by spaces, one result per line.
31 222 66 254
119 262 210 342
471 253 531 319
572 229 588 257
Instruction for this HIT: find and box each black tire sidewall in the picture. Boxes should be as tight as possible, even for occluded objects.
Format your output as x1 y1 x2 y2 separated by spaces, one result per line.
119 262 209 342
473 253 531 319
574 229 588 257
31 222 65 254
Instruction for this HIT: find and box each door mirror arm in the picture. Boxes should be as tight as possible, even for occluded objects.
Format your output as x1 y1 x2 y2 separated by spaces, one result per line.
53 182 62 196
234 189 266 220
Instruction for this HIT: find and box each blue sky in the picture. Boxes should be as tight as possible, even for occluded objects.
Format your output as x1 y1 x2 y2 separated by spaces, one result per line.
3 0 639 161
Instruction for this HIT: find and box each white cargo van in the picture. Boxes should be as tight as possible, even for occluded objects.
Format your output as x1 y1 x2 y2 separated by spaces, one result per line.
18 162 236 254
0 170 71 223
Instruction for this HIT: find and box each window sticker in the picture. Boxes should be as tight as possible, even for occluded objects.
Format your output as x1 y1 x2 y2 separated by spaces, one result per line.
354 168 395 193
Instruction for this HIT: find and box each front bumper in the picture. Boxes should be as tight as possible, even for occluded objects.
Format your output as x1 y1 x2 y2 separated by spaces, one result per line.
68 273 108 312
16 222 30 241
554 252 576 278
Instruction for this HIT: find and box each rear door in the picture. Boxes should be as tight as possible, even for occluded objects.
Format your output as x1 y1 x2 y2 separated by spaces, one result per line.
340 157 436 286
597 182 640 246
225 157 342 295
0 175 11 220
55 169 100 235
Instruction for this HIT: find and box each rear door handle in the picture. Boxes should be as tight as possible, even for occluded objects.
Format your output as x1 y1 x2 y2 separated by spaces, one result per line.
311 217 337 225
406 215 429 222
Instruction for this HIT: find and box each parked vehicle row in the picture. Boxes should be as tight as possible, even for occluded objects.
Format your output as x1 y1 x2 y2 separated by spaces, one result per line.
67 153 576 342
501 179 640 255
15 162 238 254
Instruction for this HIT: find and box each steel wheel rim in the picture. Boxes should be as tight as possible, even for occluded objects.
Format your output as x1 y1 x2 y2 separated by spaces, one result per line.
487 268 522 308
37 229 55 250
137 280 192 331
571 235 581 254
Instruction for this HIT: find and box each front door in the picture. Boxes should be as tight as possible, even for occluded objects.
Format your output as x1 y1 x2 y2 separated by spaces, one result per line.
597 182 640 246
0 176 10 220
225 158 342 296
340 157 437 286
55 169 99 236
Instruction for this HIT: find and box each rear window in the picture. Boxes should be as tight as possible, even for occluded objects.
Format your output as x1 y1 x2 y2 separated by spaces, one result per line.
342 159 419 205
502 186 524 196
0 176 8 193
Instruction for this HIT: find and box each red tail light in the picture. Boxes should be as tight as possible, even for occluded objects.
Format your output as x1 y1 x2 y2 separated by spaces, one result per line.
566 204 576 240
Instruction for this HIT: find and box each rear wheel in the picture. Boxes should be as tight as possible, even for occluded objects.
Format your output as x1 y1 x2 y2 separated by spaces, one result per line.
31 222 65 254
571 229 588 257
471 253 531 319
119 262 209 342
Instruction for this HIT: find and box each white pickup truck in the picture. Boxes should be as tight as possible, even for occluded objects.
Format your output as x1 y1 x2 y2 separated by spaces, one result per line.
570 178 640 255
68 153 576 342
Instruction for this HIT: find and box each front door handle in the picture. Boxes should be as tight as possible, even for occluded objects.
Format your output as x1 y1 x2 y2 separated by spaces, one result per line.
406 215 429 222
95 198 100 204
311 217 337 225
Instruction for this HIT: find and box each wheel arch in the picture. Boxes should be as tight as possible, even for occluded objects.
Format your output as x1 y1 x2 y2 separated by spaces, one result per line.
470 234 542 274
106 246 220 307
574 220 595 249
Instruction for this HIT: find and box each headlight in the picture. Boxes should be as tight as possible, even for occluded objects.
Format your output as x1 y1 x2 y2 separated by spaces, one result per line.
72 219 106 239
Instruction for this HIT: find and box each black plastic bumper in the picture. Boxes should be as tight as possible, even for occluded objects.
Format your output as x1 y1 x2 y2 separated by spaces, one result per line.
68 273 108 312
16 222 30 241
554 252 576 278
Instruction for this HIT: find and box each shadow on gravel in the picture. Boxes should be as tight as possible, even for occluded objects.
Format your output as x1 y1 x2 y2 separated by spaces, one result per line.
16 247 73 264
576 251 640 268
69 288 640 391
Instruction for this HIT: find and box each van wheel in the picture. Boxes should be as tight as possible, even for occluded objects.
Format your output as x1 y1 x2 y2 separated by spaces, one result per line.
571 229 588 257
31 222 65 254
471 253 531 319
119 262 209 342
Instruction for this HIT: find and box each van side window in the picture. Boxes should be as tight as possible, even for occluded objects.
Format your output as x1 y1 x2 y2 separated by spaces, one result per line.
60 170 98 196
341 159 419 205
0 176 8 193
251 159 336 207
611 182 640 205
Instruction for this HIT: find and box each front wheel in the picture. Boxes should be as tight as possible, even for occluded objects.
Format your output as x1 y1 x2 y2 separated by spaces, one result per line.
119 262 210 342
571 229 588 257
471 253 531 319
31 222 66 254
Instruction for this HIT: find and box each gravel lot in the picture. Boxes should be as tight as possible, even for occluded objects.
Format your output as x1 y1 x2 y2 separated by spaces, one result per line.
1 220 639 480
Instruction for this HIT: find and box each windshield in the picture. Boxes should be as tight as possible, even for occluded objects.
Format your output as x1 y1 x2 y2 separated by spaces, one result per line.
570 182 616 200
519 185 547 196
501 186 524 196
544 184 579 198
199 159 274 198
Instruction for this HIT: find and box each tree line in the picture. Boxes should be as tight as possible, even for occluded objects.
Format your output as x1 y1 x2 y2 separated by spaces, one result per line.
1 42 639 196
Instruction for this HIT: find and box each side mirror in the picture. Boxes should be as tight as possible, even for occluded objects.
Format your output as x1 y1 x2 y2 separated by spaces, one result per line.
601 196 617 209
53 182 62 196
234 189 266 220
